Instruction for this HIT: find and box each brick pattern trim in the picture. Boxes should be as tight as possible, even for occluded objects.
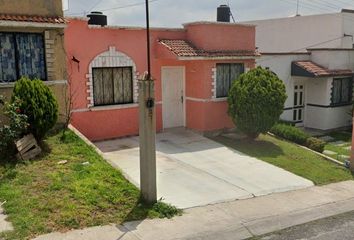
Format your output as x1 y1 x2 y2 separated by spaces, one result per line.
44 31 55 80
86 46 138 108
211 67 217 99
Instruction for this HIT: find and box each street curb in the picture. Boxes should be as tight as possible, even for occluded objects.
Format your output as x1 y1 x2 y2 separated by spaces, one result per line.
68 124 139 186
68 124 105 157
267 132 345 167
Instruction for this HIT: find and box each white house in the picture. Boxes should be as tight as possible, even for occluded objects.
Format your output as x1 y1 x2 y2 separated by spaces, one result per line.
243 9 354 130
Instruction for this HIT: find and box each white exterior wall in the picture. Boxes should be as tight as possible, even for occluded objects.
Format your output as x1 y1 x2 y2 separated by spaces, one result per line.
310 50 354 70
305 106 352 130
303 75 352 130
342 12 354 48
308 50 353 129
244 13 345 52
305 77 331 129
250 12 354 130
257 54 310 122
306 77 332 106
258 52 353 130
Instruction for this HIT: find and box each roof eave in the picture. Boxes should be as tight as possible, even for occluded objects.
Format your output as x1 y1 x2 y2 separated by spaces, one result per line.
0 20 67 28
326 73 354 78
178 55 260 61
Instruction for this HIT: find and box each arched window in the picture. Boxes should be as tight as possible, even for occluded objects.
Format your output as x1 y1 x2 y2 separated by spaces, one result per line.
86 46 138 107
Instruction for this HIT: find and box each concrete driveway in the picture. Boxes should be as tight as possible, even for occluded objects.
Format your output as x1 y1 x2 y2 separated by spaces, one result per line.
95 128 313 209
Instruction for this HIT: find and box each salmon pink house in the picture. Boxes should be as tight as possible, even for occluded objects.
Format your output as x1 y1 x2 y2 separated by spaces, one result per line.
65 16 258 141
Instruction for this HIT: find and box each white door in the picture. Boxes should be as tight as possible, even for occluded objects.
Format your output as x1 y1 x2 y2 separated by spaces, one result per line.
162 67 185 129
293 84 305 125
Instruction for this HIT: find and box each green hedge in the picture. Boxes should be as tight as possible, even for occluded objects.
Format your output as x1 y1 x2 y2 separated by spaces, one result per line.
270 123 326 153
270 123 309 145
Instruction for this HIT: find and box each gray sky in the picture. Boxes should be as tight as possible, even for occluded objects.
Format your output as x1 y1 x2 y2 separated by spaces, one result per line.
64 0 354 27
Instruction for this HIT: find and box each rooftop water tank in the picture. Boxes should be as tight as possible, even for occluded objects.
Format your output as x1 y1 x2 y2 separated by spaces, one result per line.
217 5 231 22
87 11 107 26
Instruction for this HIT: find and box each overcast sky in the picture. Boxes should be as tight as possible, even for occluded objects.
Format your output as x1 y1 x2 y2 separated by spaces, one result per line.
64 0 354 27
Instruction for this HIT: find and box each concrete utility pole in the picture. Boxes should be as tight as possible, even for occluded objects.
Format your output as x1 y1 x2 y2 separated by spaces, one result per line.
139 0 157 204
139 77 157 204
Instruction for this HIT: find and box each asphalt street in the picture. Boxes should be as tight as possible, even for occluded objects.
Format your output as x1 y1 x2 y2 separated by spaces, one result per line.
255 211 354 240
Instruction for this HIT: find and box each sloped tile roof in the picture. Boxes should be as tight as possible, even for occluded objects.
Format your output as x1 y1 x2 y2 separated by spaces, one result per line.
159 39 259 58
0 14 66 24
292 61 353 77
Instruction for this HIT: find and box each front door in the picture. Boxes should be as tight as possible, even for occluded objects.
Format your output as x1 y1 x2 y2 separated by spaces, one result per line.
293 84 305 124
162 67 185 129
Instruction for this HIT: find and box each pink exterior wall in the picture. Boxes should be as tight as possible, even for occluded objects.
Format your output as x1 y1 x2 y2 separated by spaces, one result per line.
185 22 256 51
182 60 255 132
65 19 256 141
65 19 185 141
351 117 354 171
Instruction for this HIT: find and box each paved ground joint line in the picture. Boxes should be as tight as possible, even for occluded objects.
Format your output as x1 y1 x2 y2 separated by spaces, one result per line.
241 222 256 238
157 149 256 197
119 224 143 240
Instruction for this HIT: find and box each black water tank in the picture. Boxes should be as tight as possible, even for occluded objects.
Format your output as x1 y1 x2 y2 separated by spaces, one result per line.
87 11 107 26
217 5 231 22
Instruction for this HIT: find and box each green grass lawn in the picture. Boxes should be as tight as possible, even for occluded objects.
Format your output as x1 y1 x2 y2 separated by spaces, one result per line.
0 130 179 240
212 134 353 186
323 131 352 162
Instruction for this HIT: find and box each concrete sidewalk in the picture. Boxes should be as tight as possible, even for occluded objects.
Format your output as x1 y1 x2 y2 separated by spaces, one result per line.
34 181 354 240
0 206 13 233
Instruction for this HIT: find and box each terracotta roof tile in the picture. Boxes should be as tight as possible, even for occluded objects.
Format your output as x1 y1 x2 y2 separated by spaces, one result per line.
0 14 66 24
159 39 259 58
293 61 353 77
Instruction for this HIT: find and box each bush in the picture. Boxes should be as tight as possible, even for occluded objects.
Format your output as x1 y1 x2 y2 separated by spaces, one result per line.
306 137 325 153
278 119 296 126
270 123 309 145
148 200 182 219
228 67 287 138
12 77 58 140
0 97 29 158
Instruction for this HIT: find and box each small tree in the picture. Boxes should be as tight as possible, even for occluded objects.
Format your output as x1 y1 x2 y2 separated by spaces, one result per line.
228 67 287 138
12 77 58 140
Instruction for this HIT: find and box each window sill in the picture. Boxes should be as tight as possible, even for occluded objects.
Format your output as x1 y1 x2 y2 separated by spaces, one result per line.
330 103 353 108
307 103 352 108
212 97 228 102
0 80 67 88
90 103 139 111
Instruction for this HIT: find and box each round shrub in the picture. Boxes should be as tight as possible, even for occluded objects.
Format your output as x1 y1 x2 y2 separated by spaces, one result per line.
12 77 58 140
306 137 325 153
228 67 287 138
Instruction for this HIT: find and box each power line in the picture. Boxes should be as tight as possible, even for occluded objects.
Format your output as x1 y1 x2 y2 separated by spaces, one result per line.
311 0 354 12
315 0 347 9
67 0 161 16
99 0 160 12
335 0 354 6
227 1 236 23
280 0 336 13
87 0 105 13
279 0 354 26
